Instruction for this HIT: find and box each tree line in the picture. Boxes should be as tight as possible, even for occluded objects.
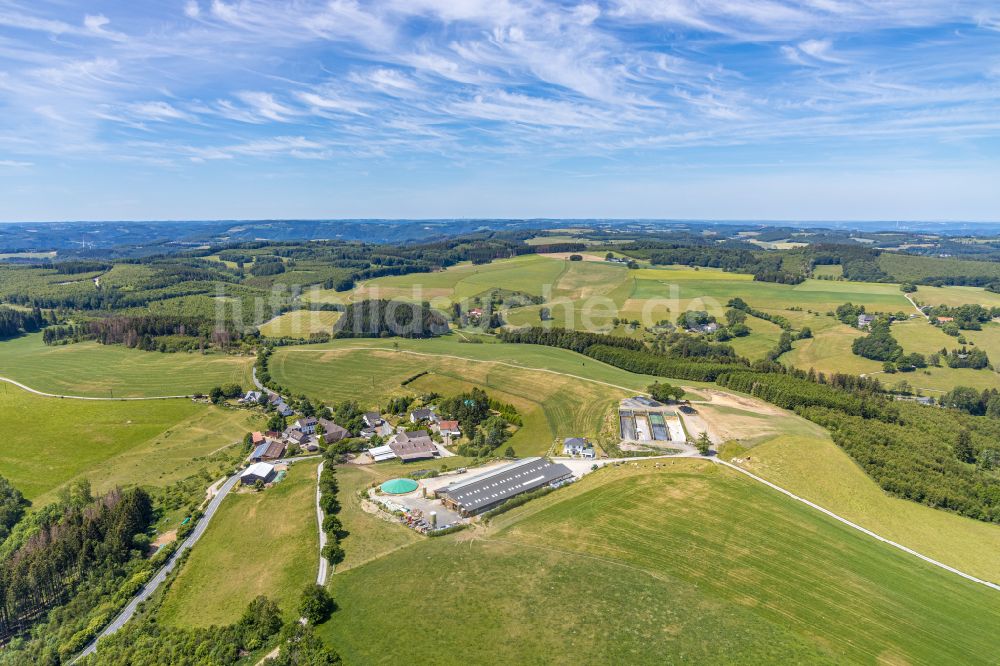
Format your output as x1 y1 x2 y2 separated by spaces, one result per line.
0 483 154 645
0 306 45 339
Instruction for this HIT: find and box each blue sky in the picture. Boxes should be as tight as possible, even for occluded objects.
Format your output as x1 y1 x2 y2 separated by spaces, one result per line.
1 0 999 221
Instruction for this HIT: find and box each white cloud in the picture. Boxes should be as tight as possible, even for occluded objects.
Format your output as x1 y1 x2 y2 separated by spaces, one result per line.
184 1 201 19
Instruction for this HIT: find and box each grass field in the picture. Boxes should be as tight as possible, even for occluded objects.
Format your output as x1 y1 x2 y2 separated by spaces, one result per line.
334 465 422 572
303 254 568 306
811 264 843 278
158 462 319 626
782 316 1000 393
258 309 341 338
319 461 1000 664
911 285 1000 308
724 432 1000 584
270 345 631 456
0 386 259 504
0 334 254 397
506 260 913 331
728 315 784 360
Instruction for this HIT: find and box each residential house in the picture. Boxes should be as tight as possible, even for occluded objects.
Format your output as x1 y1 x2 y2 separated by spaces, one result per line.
437 420 461 438
409 407 434 423
251 431 266 447
240 390 263 404
285 429 310 447
294 416 318 434
274 401 294 417
563 437 596 458
388 430 438 462
936 316 955 323
240 462 276 486
858 314 875 328
363 412 384 428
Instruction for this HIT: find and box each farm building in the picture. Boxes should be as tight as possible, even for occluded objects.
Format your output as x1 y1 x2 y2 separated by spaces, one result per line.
388 430 438 462
240 462 276 486
368 444 397 462
251 431 266 446
562 437 595 458
251 440 286 461
436 457 573 516
317 418 349 442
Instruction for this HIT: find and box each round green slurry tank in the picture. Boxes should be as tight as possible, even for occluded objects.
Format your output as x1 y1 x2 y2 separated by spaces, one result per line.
381 478 419 495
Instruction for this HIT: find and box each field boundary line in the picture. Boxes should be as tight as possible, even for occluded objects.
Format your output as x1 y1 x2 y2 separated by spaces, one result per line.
0 375 190 401
713 458 1000 592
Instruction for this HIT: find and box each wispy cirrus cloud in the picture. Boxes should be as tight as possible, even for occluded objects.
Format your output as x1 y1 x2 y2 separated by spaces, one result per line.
0 0 999 218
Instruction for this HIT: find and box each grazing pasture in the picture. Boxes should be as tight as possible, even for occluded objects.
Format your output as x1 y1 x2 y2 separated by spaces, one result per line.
157 463 319 626
0 333 254 397
0 386 257 503
320 461 1000 664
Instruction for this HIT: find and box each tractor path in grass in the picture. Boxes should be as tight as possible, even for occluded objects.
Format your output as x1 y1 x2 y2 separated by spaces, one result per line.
0 375 190 401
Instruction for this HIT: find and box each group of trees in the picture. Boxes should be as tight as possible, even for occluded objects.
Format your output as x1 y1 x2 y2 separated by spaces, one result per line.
333 299 449 339
0 475 28 545
497 326 644 353
79 595 339 665
210 384 245 403
801 405 1000 522
851 321 902 362
0 306 45 339
648 382 685 402
318 464 345 566
437 388 521 458
928 304 1000 330
0 483 154 646
941 386 1000 417
43 315 246 352
941 346 990 369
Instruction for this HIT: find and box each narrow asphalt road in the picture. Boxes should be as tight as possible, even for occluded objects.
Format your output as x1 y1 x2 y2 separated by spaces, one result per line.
0 375 190 401
905 293 930 319
315 461 329 586
74 472 241 662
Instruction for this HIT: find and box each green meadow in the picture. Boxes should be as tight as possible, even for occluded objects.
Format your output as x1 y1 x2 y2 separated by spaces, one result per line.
0 333 254 397
270 343 637 456
303 254 569 305
319 461 1000 664
158 462 319 626
0 386 258 504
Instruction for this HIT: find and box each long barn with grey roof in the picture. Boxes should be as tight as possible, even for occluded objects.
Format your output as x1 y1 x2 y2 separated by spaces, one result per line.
436 457 572 516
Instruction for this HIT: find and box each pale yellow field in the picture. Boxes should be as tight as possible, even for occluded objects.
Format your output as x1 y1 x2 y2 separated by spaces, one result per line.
258 309 341 338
